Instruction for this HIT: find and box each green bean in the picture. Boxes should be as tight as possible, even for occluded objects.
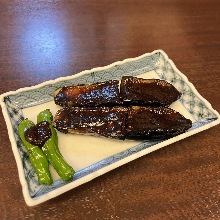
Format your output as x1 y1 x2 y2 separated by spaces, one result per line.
18 119 53 185
37 109 75 181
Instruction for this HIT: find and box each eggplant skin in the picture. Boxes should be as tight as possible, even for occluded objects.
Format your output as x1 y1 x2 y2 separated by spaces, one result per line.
54 80 121 107
54 106 192 140
53 107 128 139
126 106 192 139
120 76 181 107
54 76 181 108
53 77 192 140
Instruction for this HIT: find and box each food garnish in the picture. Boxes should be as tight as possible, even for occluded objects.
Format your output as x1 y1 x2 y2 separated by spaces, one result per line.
37 109 75 181
18 119 53 185
18 109 75 185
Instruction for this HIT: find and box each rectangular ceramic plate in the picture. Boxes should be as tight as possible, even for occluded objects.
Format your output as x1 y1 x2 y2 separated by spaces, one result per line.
1 50 220 206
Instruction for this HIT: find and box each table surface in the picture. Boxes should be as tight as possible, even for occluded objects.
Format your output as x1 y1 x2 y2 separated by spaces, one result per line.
0 0 220 219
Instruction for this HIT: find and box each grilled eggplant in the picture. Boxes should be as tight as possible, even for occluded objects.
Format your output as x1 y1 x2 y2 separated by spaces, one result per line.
53 76 192 140
54 106 128 139
54 106 192 140
120 76 181 107
126 106 192 139
54 80 121 107
54 76 181 108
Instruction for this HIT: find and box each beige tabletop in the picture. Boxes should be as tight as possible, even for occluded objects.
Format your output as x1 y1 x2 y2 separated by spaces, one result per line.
0 0 220 219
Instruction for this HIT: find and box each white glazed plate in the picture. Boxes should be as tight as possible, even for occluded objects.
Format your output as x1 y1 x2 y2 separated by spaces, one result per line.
1 50 220 206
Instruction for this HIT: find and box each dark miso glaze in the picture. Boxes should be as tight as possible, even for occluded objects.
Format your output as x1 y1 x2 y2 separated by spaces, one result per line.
24 121 52 148
54 80 122 107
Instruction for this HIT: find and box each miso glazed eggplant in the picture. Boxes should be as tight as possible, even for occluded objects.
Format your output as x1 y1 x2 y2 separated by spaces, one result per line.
53 106 192 140
54 76 181 108
54 80 122 107
53 76 192 140
120 76 181 107
54 106 127 139
126 106 192 139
